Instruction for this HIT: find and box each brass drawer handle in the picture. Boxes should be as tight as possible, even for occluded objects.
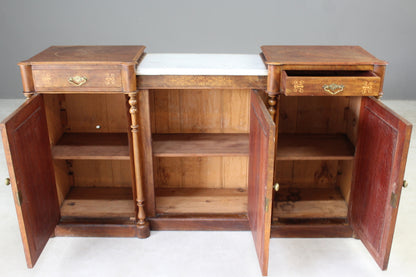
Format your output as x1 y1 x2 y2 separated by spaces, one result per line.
68 75 87 86
323 83 344 95
5 178 10 186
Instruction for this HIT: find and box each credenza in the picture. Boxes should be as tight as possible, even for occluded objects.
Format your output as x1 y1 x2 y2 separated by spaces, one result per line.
1 45 411 275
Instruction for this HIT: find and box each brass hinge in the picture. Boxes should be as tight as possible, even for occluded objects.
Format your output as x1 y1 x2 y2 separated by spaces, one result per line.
16 191 23 206
265 197 270 213
390 192 398 209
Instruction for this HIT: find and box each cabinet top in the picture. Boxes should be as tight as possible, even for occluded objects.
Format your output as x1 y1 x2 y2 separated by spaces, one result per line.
20 46 145 65
136 53 268 76
261 46 387 66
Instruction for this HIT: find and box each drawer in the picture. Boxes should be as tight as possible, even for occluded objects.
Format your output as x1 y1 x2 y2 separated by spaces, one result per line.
32 66 123 92
281 70 381 96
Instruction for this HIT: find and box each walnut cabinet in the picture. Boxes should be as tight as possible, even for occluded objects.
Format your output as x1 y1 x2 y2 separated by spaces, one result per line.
1 46 412 276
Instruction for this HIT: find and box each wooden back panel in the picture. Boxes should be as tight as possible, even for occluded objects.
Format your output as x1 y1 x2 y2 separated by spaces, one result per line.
350 97 412 269
149 89 250 133
279 96 350 134
150 89 250 190
1 95 60 267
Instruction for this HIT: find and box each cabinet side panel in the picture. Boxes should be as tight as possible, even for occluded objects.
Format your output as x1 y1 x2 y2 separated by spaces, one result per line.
346 96 362 145
43 94 65 145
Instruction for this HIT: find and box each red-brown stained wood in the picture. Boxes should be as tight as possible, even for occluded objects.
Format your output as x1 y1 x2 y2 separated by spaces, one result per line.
138 90 156 217
261 46 387 65
281 70 381 96
271 224 353 238
19 63 34 93
248 90 276 276
55 223 138 237
21 46 145 64
137 75 267 90
1 95 60 268
350 97 412 270
19 46 145 93
148 214 249 231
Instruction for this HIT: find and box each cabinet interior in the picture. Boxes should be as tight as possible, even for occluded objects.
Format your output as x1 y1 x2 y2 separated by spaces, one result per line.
43 94 135 222
149 89 250 215
274 96 362 225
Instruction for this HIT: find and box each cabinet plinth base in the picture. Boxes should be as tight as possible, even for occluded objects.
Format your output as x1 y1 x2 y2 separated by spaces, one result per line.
54 223 138 237
271 223 353 238
137 221 150 238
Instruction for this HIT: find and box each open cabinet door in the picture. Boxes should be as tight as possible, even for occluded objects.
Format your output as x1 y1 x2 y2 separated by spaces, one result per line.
248 90 276 276
350 97 412 269
1 95 60 267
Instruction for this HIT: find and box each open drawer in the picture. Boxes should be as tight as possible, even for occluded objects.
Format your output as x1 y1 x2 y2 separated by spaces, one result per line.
281 70 381 96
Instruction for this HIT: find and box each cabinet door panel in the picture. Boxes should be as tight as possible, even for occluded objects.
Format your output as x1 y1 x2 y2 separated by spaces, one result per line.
1 95 60 267
350 97 412 269
248 90 276 276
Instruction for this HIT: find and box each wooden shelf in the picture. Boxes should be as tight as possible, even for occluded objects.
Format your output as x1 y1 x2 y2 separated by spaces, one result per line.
156 188 247 214
273 187 348 220
60 187 135 220
52 133 129 160
152 133 249 157
277 134 355 160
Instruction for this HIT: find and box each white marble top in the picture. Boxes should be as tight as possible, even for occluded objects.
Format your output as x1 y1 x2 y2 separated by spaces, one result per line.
136 54 268 76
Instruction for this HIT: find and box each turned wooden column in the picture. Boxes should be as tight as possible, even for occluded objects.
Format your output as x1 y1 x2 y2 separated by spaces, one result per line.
128 92 150 238
267 94 277 121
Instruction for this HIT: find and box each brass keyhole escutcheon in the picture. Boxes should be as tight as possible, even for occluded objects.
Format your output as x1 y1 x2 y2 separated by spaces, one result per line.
322 83 344 95
274 183 280 192
5 178 10 186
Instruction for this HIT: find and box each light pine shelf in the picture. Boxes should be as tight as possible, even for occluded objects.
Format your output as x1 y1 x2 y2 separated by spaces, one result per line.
152 133 249 157
155 188 248 214
52 133 130 160
276 134 355 160
273 187 348 220
60 187 135 220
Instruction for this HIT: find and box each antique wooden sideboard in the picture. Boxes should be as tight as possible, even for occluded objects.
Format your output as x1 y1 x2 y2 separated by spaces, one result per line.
1 46 412 275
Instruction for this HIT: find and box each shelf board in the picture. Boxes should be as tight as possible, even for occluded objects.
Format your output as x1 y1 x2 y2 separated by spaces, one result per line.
152 133 249 157
61 187 135 220
156 188 247 214
273 187 348 220
52 133 129 160
277 134 355 160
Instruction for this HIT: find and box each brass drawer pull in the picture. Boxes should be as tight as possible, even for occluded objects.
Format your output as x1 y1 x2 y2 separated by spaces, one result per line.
323 83 344 95
68 75 88 86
